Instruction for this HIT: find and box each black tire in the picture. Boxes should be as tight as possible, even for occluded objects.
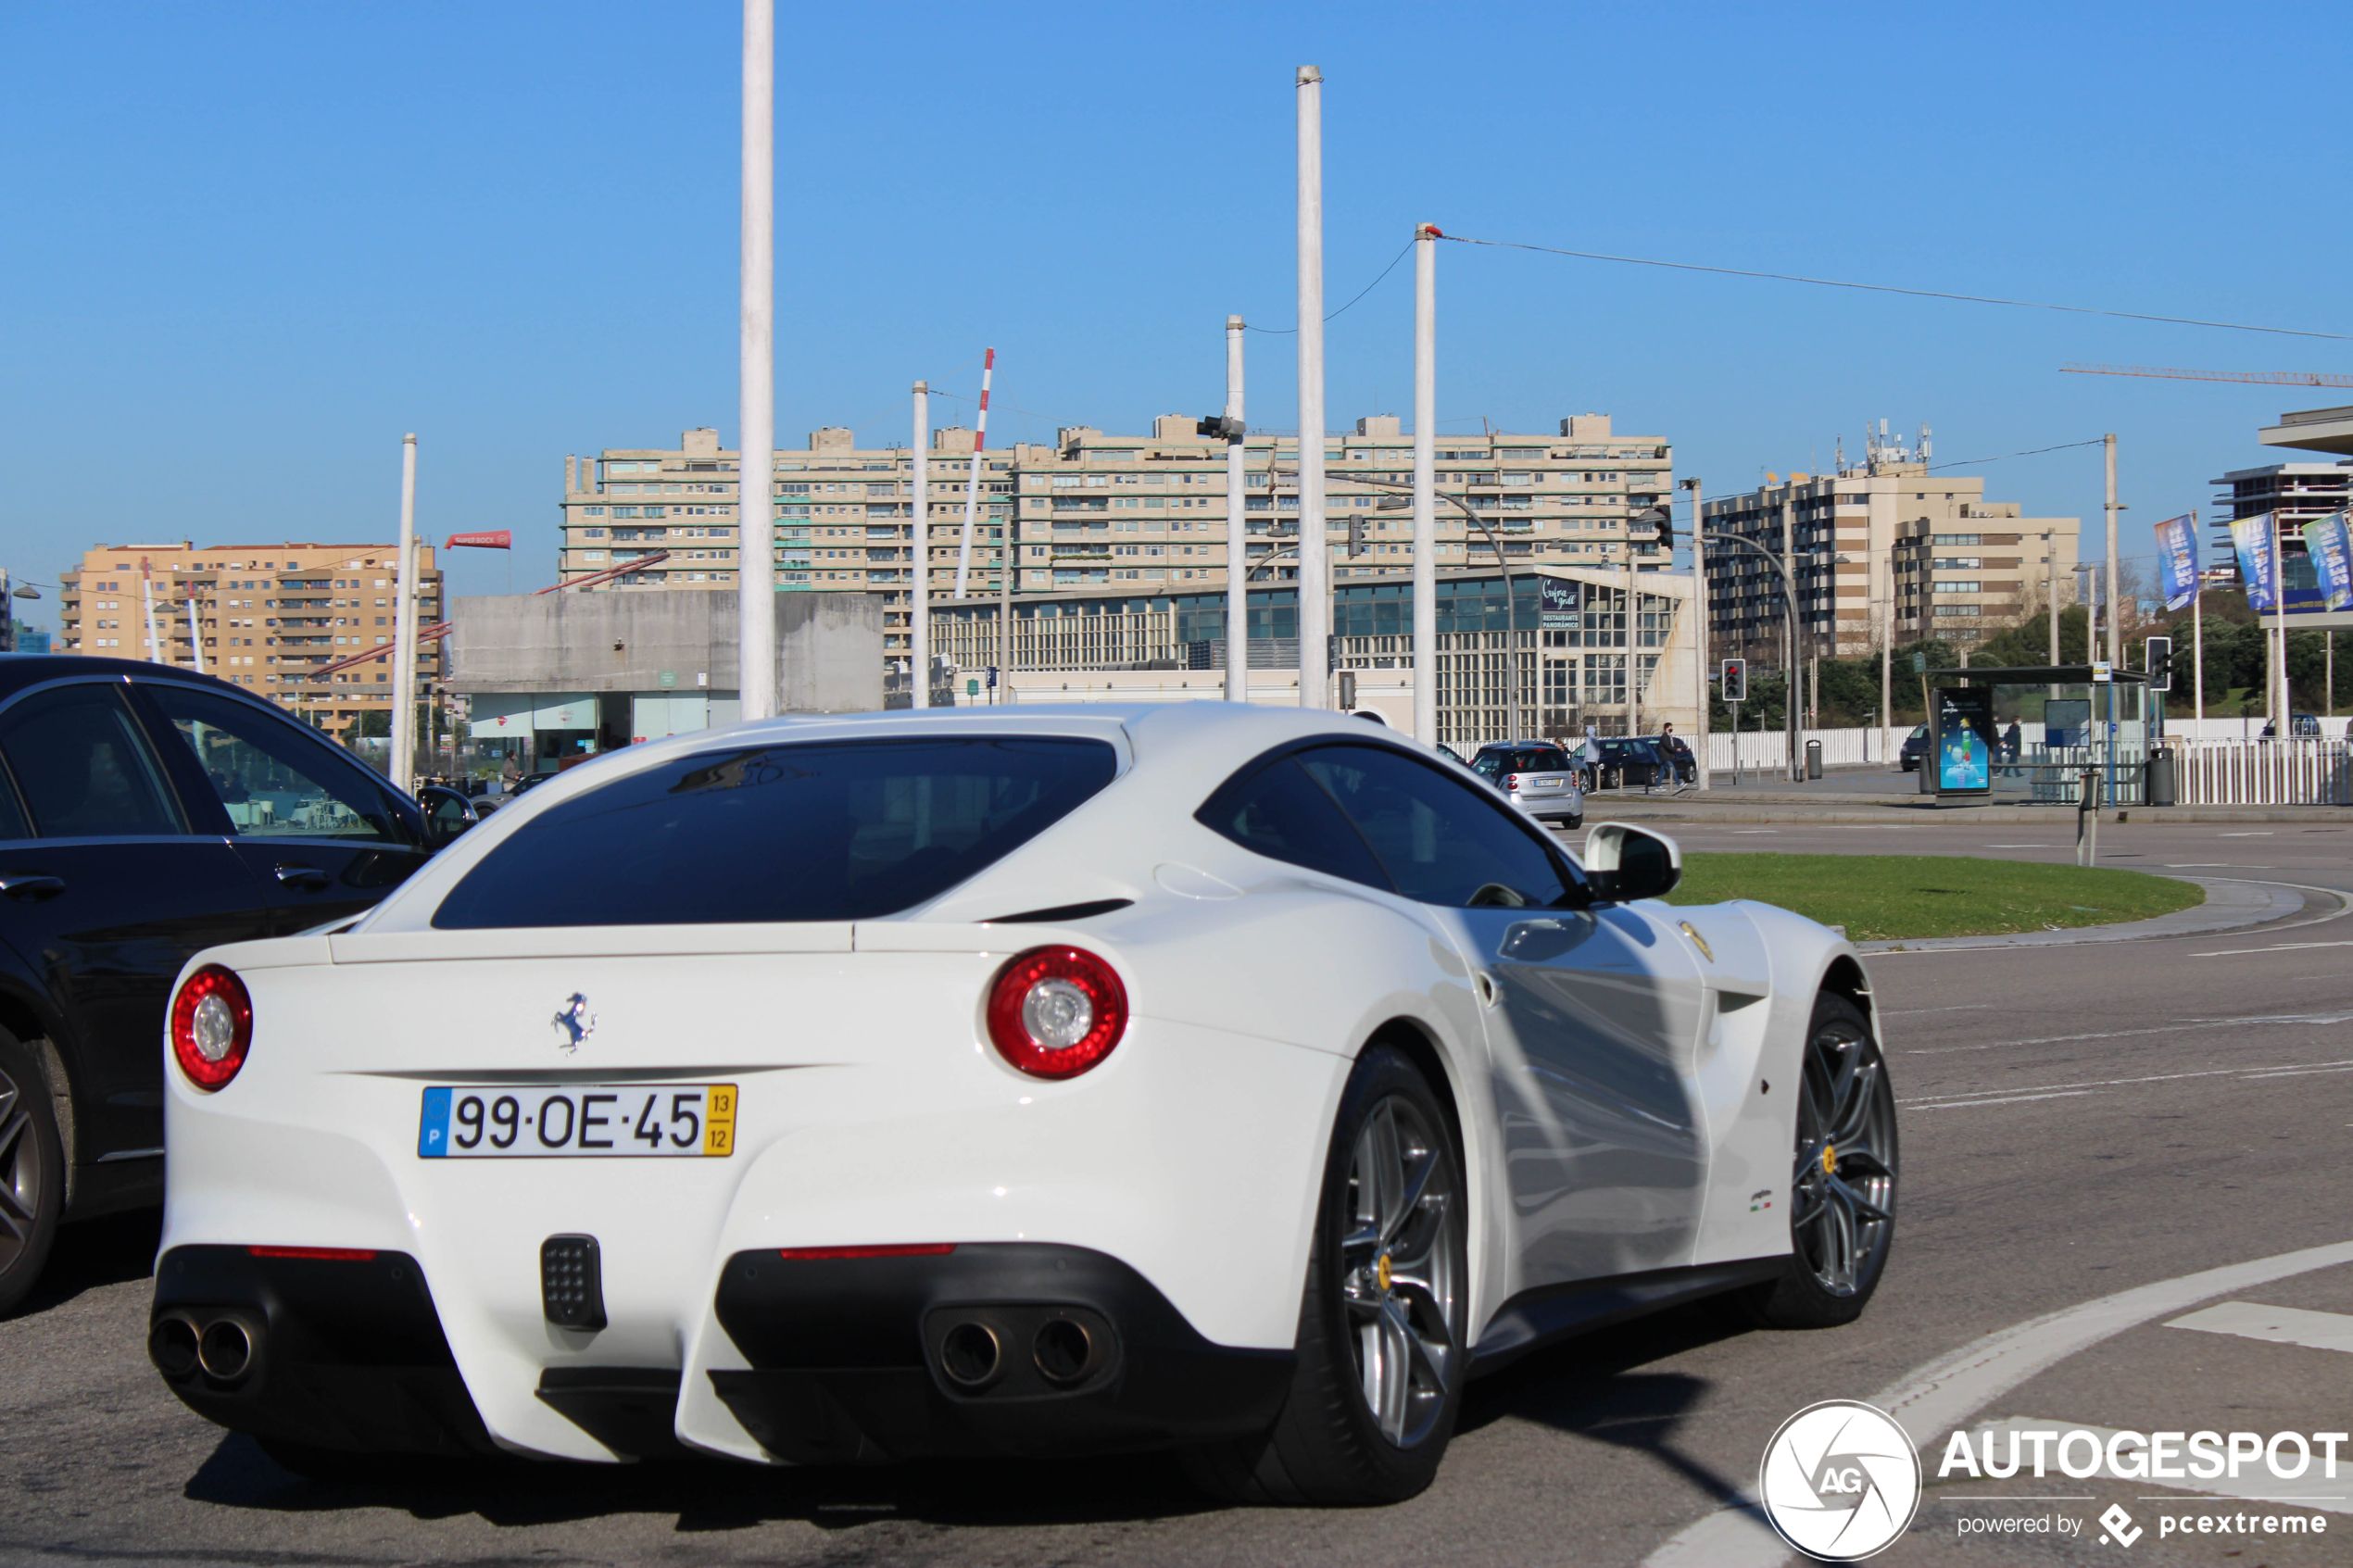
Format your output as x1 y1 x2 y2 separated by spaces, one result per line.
0 1029 65 1317
1184 1044 1468 1506
1734 992 1898 1330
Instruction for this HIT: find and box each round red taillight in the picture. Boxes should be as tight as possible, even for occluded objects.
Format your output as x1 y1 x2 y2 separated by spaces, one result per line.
985 947 1128 1081
170 965 252 1091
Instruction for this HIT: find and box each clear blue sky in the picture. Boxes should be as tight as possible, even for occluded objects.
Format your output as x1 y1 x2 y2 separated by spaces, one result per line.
4 1 2345 608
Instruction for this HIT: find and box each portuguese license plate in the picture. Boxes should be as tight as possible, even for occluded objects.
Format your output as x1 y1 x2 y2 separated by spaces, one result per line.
418 1084 736 1159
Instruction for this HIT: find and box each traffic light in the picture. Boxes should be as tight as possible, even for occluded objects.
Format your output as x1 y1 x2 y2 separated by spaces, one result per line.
1347 514 1365 557
1339 670 1357 709
1721 658 1747 703
2145 635 2172 693
1196 414 1245 440
1635 505 1673 549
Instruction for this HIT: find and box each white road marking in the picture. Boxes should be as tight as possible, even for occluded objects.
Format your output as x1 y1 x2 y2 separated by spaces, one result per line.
1966 1418 2351 1513
1904 1090 2095 1110
2196 939 2353 958
1880 1003 1997 1016
1641 1239 2353 1568
2166 862 2273 868
2221 832 2276 836
1904 1010 2353 1054
1986 844 2056 849
2168 1300 2353 1356
1901 1057 2353 1110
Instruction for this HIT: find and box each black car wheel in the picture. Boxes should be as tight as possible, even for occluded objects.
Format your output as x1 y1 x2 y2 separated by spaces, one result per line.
0 1029 65 1316
1185 1045 1467 1505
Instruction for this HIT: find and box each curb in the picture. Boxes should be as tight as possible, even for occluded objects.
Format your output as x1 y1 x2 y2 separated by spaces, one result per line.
1853 875 2336 955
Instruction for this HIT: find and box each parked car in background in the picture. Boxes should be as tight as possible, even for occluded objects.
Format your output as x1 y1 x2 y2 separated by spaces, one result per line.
1899 724 1930 772
0 657 476 1312
1590 737 1668 790
1468 742 1585 826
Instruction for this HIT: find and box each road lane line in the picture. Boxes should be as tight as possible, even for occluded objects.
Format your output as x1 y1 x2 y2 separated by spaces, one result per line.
2167 1300 2353 1355
1904 1091 2096 1111
2196 939 2353 957
1642 1239 2353 1568
1905 1010 2353 1054
1903 1058 2353 1108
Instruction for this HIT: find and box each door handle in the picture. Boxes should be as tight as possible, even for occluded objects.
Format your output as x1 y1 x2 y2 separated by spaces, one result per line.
273 862 332 891
0 873 65 901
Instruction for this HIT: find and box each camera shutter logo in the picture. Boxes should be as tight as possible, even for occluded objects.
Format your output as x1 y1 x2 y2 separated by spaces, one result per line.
1758 1400 1922 1561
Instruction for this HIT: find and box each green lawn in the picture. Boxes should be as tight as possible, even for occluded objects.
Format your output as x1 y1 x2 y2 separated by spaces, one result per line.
1665 853 2205 942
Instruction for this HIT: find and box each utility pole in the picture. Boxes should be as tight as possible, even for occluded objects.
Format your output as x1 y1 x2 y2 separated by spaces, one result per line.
391 433 419 793
1880 548 1894 767
2191 508 2204 728
2270 509 2287 732
1680 476 1708 787
1412 225 1438 745
911 382 930 708
736 0 778 721
2046 529 2060 666
2103 433 2120 671
1781 484 1798 780
953 348 993 598
1294 65 1328 709
1225 317 1248 706
187 587 205 673
139 559 161 665
1626 515 1639 743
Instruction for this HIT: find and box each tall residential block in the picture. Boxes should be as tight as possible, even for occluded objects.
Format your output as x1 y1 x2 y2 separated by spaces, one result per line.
56 541 444 733
556 415 1676 654
1702 432 2078 662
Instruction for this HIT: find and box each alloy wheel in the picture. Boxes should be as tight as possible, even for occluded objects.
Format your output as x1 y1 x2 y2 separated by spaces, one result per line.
1792 1017 1895 1297
0 1063 42 1277
1340 1095 1462 1449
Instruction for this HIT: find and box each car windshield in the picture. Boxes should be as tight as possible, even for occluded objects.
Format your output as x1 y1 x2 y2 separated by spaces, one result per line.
432 735 1118 928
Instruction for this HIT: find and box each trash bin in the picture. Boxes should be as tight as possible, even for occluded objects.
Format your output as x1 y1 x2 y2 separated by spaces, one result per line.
1919 748 1938 794
2145 747 2176 808
1805 739 1823 781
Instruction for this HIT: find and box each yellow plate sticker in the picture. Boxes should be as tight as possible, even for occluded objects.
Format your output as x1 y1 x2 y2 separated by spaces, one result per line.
705 1084 737 1157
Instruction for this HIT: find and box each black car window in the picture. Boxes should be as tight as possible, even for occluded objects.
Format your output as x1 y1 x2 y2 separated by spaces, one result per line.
1298 744 1574 909
0 762 27 842
1510 747 1571 771
434 735 1118 928
143 683 404 843
1193 756 1391 891
0 683 182 838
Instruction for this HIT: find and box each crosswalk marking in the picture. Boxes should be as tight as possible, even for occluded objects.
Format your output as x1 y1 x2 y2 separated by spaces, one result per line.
2168 1300 2353 1355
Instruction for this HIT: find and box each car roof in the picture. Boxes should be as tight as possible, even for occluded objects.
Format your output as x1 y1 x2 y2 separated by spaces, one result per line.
0 653 259 703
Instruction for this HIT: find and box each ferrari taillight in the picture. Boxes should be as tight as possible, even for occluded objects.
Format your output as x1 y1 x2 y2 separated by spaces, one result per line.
985 947 1128 1080
170 965 253 1091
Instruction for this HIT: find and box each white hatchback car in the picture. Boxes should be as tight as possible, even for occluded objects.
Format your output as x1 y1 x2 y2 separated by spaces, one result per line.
149 704 1896 1504
1468 741 1586 827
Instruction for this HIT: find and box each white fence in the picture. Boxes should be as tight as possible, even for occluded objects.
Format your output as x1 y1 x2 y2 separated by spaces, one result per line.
2175 739 2353 806
2161 717 2353 743
1706 726 1890 771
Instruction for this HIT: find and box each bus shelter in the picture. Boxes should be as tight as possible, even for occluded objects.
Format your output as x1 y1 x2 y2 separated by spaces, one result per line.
1924 666 2154 807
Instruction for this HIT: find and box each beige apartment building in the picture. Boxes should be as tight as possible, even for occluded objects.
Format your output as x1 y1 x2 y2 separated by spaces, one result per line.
1702 433 2079 663
557 415 1677 654
57 541 445 734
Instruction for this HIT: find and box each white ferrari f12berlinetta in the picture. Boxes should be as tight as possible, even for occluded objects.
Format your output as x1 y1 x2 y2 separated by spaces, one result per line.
150 703 1897 1504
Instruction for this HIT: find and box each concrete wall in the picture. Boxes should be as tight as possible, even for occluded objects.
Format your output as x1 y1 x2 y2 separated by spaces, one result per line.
448 590 883 713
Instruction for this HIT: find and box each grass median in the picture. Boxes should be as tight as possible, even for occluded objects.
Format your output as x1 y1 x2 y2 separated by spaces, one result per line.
1664 853 2206 942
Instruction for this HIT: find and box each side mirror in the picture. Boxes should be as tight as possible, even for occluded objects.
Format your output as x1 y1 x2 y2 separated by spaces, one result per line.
416 785 478 852
1583 823 1681 903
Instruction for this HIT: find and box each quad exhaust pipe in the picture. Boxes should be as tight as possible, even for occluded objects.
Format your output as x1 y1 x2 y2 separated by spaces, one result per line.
149 1310 263 1384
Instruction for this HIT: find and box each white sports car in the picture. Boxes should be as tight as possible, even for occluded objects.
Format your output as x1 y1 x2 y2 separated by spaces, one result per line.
148 703 1897 1504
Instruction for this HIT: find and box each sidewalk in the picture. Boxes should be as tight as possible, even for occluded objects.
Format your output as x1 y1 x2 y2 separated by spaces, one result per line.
1587 784 2342 826
1851 875 2326 954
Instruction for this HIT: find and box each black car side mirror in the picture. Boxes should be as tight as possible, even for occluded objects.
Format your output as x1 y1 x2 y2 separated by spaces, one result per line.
1582 822 1682 903
416 785 478 852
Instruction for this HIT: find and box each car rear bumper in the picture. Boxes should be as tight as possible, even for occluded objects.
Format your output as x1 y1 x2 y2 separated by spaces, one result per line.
151 1241 1292 1462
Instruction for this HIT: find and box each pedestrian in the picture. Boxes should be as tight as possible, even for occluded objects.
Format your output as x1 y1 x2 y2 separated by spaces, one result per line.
1656 722 1695 785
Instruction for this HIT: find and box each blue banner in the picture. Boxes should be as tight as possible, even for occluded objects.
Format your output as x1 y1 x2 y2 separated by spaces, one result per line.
2153 513 2200 610
2231 514 2280 612
2305 510 2353 613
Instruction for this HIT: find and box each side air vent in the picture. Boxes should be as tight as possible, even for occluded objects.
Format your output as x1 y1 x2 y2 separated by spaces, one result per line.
984 898 1134 924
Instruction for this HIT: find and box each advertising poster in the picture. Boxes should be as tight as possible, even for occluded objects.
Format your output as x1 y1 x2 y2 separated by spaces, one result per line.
2304 510 2353 612
2152 513 2199 610
2230 513 2280 612
1933 684 1994 794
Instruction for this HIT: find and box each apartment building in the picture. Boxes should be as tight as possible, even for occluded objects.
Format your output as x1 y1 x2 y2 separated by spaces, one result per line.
1702 433 2079 661
57 541 444 734
555 415 1677 655
2208 460 2349 585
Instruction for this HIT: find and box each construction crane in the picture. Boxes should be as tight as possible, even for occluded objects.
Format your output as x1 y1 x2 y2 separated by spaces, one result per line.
2060 363 2353 388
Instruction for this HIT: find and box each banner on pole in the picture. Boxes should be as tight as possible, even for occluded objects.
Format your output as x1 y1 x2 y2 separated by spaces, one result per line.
2230 513 2280 612
2304 510 2353 612
2153 513 2200 610
445 531 512 550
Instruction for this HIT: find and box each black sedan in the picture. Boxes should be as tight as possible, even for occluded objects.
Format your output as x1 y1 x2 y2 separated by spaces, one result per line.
0 657 474 1311
1899 723 1930 771
1590 737 1669 789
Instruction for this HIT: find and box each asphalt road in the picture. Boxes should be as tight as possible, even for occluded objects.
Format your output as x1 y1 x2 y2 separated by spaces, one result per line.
5 819 2349 1567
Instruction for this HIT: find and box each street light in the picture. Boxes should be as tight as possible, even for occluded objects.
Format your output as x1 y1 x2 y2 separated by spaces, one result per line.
1698 528 1827 781
1370 479 1524 746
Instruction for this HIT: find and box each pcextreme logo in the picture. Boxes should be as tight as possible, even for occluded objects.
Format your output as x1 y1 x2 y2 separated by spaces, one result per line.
1759 1400 1923 1561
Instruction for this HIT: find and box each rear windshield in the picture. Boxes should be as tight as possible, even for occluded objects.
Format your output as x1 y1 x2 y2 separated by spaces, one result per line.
432 736 1118 928
1504 747 1571 771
